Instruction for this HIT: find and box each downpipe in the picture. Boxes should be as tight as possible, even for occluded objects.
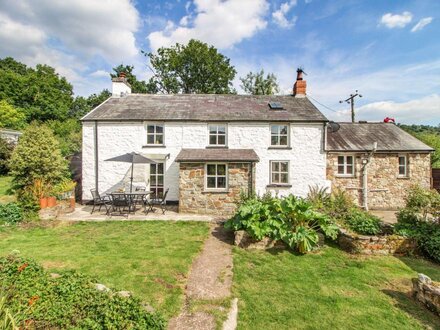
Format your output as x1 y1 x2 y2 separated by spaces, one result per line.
362 142 377 211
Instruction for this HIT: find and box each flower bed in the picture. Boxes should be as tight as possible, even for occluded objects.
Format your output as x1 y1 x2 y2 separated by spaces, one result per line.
337 227 417 255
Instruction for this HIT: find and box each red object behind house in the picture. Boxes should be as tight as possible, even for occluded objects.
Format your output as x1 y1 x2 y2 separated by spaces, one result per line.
384 117 395 123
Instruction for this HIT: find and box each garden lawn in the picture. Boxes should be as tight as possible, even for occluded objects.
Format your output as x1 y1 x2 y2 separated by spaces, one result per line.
233 245 440 330
0 221 209 320
0 176 15 203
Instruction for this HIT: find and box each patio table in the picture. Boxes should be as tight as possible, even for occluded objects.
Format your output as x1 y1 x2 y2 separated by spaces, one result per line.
109 191 153 215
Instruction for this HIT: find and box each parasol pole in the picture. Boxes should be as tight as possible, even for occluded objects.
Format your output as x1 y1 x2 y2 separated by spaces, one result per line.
130 159 134 193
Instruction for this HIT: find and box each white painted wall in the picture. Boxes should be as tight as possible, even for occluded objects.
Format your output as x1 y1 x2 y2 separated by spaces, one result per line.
82 121 330 201
112 81 131 97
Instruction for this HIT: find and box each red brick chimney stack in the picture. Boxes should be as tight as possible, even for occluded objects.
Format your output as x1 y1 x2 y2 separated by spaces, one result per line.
293 68 307 97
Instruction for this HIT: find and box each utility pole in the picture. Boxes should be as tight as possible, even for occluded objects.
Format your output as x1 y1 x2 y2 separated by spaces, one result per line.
340 90 362 123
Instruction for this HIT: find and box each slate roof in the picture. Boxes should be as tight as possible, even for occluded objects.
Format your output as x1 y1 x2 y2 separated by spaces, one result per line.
175 149 260 162
81 94 327 122
327 123 434 152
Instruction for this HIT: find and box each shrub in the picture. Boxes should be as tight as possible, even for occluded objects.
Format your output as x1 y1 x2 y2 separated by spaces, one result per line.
9 123 68 189
0 137 14 175
307 185 331 211
0 203 23 225
345 209 381 235
226 194 338 253
0 255 165 329
395 186 440 263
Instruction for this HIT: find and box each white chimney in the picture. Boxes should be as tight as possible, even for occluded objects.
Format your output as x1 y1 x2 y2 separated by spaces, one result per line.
112 72 131 97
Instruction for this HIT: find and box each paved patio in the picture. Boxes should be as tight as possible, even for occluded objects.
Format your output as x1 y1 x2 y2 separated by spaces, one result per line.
370 210 398 224
56 204 220 222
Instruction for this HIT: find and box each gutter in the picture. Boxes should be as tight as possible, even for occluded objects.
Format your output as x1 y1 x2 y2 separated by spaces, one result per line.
361 142 377 211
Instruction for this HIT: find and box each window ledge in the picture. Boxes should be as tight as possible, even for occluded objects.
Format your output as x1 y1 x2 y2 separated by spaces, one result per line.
397 176 411 180
202 189 229 194
266 184 292 188
142 145 166 148
335 175 355 178
268 146 292 150
206 146 228 149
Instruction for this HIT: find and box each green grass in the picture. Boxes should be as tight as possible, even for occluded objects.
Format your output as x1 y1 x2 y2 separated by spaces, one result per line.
233 245 440 330
0 176 15 203
0 221 209 320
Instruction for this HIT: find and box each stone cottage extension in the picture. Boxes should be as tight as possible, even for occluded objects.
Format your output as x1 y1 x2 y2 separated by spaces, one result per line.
326 122 433 209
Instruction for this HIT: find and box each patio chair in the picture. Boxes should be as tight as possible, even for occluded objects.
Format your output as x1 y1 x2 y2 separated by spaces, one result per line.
135 186 146 191
148 188 169 214
109 193 132 217
90 189 111 214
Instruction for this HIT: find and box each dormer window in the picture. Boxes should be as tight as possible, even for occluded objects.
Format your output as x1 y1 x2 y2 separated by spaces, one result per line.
208 124 227 146
270 124 289 146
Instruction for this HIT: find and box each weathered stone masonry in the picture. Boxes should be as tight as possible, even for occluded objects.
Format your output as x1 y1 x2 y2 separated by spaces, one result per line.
179 163 255 215
327 153 431 209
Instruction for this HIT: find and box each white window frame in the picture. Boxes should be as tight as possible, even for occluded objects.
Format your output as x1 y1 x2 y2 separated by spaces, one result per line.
398 154 409 177
270 160 290 185
208 123 227 146
337 155 355 177
270 123 290 147
149 162 165 198
205 163 228 191
145 122 164 145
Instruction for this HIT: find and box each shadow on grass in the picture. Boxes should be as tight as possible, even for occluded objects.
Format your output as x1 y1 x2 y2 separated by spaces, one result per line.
382 289 440 329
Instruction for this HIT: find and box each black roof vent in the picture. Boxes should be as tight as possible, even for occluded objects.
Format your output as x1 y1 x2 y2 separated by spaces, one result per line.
268 102 284 110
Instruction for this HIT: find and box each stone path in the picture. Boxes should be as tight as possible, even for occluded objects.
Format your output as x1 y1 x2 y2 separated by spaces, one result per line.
168 224 235 330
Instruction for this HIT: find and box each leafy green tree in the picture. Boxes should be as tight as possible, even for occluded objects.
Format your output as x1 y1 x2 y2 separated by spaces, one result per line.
0 57 73 122
0 137 14 175
240 70 280 95
0 100 26 130
145 39 237 94
110 65 153 94
46 119 82 157
400 124 440 168
69 89 111 119
9 123 68 189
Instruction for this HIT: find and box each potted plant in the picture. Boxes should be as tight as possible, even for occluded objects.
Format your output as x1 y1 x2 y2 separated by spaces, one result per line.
30 179 50 209
52 179 77 210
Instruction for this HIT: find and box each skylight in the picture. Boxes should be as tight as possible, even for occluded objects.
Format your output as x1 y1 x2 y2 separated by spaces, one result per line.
268 102 284 110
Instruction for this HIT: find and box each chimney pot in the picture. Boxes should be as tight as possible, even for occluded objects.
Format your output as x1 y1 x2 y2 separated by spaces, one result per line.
119 72 126 78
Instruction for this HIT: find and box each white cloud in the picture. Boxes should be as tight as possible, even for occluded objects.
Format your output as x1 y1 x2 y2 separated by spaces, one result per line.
90 70 110 78
345 94 440 124
147 0 269 51
411 17 433 32
272 0 297 28
380 11 413 28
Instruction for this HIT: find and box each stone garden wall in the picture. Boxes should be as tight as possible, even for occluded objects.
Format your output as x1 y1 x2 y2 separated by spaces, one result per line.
338 228 417 255
327 153 431 209
412 274 440 316
179 163 254 216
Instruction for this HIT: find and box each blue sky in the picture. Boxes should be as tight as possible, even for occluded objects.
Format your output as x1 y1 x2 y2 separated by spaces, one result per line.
0 0 439 124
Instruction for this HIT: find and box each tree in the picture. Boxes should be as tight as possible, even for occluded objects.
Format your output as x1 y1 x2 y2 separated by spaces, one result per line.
69 89 111 119
145 39 237 94
0 57 73 122
9 123 68 189
0 100 26 130
240 70 280 95
0 137 14 175
110 65 153 94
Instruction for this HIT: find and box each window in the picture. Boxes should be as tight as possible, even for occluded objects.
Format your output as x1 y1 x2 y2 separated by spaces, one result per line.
270 161 289 184
206 164 227 189
337 155 354 176
150 162 164 198
146 124 164 145
270 124 289 146
209 124 227 146
398 155 408 177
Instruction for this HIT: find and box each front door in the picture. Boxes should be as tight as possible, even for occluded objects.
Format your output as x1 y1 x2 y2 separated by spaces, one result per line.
150 162 164 198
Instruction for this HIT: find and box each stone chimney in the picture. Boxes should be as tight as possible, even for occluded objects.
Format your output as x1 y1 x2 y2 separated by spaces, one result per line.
293 68 306 97
112 72 131 97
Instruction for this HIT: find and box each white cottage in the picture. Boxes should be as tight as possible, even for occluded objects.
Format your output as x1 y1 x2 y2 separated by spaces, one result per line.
81 71 331 215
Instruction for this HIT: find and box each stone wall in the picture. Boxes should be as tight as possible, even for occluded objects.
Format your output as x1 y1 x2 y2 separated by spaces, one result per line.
412 274 440 316
338 228 417 255
179 163 254 215
327 153 431 209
